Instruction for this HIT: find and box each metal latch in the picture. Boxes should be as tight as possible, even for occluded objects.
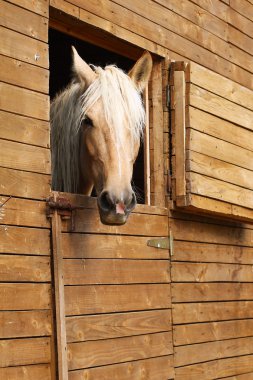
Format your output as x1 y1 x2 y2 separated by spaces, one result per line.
147 231 173 255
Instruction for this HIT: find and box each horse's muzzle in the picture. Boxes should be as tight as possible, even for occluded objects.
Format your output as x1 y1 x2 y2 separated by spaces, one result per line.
97 191 136 225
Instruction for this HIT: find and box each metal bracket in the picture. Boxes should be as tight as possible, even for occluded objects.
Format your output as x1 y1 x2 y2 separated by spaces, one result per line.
46 196 77 231
147 231 173 255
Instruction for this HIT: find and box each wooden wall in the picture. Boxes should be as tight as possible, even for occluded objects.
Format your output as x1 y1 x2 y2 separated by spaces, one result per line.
0 1 53 379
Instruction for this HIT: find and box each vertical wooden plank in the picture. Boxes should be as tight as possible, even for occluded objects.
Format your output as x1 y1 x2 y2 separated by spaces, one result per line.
144 85 151 205
50 207 68 380
174 70 186 199
150 61 165 207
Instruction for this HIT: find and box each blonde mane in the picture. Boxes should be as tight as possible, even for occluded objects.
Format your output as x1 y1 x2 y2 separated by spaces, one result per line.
51 64 146 193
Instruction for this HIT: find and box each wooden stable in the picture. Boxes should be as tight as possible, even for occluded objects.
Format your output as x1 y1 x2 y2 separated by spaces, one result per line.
1 1 253 379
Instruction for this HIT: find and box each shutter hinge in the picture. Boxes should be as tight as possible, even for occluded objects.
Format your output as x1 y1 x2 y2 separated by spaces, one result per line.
147 231 173 255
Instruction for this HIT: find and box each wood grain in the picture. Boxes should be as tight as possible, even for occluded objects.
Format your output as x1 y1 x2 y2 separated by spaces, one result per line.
0 364 51 380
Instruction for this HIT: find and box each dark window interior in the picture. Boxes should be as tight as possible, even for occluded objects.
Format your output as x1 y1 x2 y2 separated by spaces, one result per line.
49 28 145 203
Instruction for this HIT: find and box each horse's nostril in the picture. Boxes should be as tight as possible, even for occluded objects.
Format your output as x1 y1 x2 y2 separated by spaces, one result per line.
99 191 114 212
126 192 137 211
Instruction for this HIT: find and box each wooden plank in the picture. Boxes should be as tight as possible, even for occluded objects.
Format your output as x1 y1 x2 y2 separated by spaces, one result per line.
174 319 253 346
64 259 170 285
189 84 253 130
0 283 51 310
187 151 253 191
228 25 253 55
172 241 253 264
50 0 79 18
0 310 51 338
230 0 253 21
0 139 52 174
190 172 253 210
228 8 253 38
171 218 253 246
172 262 253 282
189 62 253 111
68 332 172 370
173 301 253 324
7 0 48 16
0 337 51 367
172 283 253 302
62 233 169 259
0 254 50 282
0 1 48 42
150 61 165 207
51 210 68 380
0 197 49 228
0 82 49 121
189 107 253 152
0 167 50 200
0 225 50 255
65 284 171 315
0 55 49 93
0 27 48 68
220 372 253 379
175 354 253 380
66 310 171 342
0 110 49 148
63 208 168 236
188 128 253 171
69 355 174 380
175 336 253 367
0 364 51 380
174 69 186 198
154 0 228 41
144 85 151 205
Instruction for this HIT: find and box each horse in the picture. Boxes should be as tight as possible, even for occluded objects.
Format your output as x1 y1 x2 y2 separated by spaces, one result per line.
50 47 152 225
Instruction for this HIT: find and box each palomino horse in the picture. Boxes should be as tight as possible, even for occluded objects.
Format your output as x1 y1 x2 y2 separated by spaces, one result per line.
51 47 152 225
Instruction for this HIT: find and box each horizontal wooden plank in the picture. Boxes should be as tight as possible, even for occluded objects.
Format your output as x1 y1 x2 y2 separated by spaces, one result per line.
0 283 51 310
66 309 171 342
187 151 253 191
171 218 253 246
0 197 49 228
221 371 253 380
62 233 169 259
0 337 50 367
174 319 253 346
230 0 253 21
189 172 253 210
69 355 174 380
0 255 50 282
50 0 79 17
172 262 253 282
0 225 50 255
0 167 50 200
189 107 253 152
63 208 168 236
175 336 253 367
172 283 253 302
189 129 253 172
1 0 48 42
68 332 172 370
173 241 253 264
0 139 51 174
64 259 170 285
173 301 253 324
0 110 49 147
0 82 49 120
65 284 171 315
189 62 253 111
0 26 48 68
175 354 253 380
0 310 51 338
7 0 48 16
0 364 51 380
0 54 48 93
189 84 253 131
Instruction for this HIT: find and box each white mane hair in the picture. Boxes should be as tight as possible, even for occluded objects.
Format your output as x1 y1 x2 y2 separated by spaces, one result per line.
51 64 146 193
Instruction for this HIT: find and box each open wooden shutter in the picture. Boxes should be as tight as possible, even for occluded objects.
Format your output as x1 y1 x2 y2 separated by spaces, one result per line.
170 61 253 222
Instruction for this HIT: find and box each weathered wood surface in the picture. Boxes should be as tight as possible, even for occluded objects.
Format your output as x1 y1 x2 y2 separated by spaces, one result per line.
69 355 174 380
0 364 51 380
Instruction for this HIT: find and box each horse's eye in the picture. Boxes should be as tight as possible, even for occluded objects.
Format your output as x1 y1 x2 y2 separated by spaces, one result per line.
84 116 93 127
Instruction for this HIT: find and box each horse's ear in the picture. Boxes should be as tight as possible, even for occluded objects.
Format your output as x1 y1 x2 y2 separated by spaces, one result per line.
72 46 96 86
128 51 152 92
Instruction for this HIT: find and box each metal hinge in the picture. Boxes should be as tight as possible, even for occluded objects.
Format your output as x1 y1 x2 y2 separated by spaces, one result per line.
46 195 79 231
147 231 173 255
